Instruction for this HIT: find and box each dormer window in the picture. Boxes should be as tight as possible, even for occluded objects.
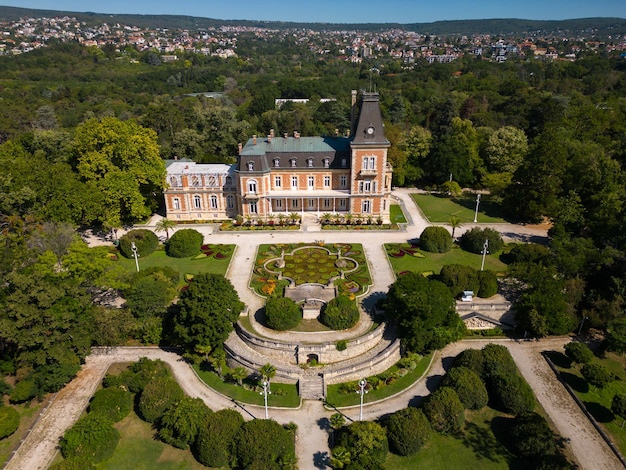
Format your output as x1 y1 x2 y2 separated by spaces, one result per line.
307 158 313 168
225 176 233 186
191 175 201 187
169 176 181 187
273 158 280 167
323 158 330 168
341 158 347 168
290 158 297 168
247 161 254 171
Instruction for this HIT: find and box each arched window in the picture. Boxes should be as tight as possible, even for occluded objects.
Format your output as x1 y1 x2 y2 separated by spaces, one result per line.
191 175 201 187
173 198 181 210
307 158 313 168
323 158 330 168
248 180 257 194
193 195 202 209
169 176 180 187
247 161 255 171
210 195 218 209
227 194 235 209
273 158 280 167
225 176 233 186
290 158 297 167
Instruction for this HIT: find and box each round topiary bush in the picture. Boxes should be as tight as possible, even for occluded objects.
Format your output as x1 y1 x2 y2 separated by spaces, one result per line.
88 386 132 423
320 295 359 330
194 409 244 468
441 366 488 410
477 270 498 298
0 406 20 439
166 228 203 258
138 376 184 423
119 229 159 259
59 413 120 463
490 372 535 415
265 297 301 331
564 341 594 364
385 407 431 456
460 227 503 254
419 226 453 253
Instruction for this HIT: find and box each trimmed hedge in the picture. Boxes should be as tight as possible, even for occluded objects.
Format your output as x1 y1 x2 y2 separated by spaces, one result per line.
423 386 465 434
460 227 503 254
490 372 535 415
265 296 301 331
420 226 452 253
119 229 158 259
320 295 359 330
59 413 120 463
477 270 498 298
88 386 132 423
138 376 184 423
442 366 488 410
0 406 20 439
564 341 593 364
166 228 203 258
385 407 430 456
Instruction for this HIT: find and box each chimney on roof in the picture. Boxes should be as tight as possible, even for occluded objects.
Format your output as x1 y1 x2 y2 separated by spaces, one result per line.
238 142 243 153
335 128 339 137
270 128 275 138
267 134 272 143
253 134 257 145
350 89 358 135
294 131 300 139
284 132 288 139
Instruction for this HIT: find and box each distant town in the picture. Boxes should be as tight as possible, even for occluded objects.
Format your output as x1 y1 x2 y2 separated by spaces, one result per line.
2 10 626 63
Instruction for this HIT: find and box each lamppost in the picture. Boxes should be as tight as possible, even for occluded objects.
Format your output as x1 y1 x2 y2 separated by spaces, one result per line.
578 316 588 336
131 241 140 272
480 239 489 271
473 193 481 223
260 380 271 419
357 379 367 421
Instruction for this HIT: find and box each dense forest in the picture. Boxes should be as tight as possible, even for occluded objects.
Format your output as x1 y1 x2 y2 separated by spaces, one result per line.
1 31 626 399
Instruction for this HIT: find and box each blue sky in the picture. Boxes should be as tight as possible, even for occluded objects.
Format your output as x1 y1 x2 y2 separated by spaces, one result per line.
3 1 626 24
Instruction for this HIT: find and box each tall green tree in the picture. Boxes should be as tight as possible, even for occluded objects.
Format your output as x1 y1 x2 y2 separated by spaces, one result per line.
72 117 166 226
172 273 243 352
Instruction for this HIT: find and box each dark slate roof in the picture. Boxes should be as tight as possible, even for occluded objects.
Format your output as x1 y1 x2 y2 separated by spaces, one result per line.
238 136 351 172
351 92 390 148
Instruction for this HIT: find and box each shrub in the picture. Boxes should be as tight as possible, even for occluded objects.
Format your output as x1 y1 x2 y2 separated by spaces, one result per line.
158 397 211 449
420 226 452 253
385 407 430 456
490 372 535 415
235 419 295 469
88 386 132 423
482 344 517 379
9 379 37 404
166 228 203 258
460 227 504 254
118 229 158 259
509 412 556 458
265 297 301 331
453 348 486 379
59 414 120 463
138 376 184 423
336 420 388 466
194 409 244 468
336 340 348 351
581 363 612 389
423 386 464 434
320 295 359 330
0 406 20 439
103 358 170 393
439 264 479 298
503 243 551 265
477 270 499 298
564 342 593 364
0 377 11 395
442 366 488 410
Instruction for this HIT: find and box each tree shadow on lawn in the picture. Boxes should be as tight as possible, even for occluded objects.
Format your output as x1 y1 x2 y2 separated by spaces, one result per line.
462 420 511 464
584 401 614 423
559 371 589 393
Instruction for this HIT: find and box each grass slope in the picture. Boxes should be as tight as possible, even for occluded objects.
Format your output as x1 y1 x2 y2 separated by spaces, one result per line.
412 193 507 224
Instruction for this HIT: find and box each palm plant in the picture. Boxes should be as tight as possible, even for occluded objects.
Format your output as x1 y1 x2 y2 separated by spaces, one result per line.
230 366 247 386
154 217 176 240
449 215 462 239
259 363 277 385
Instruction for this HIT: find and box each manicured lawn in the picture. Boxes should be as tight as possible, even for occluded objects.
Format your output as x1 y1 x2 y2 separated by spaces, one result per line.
193 364 301 408
96 412 210 470
385 243 508 276
390 204 407 224
549 350 626 455
325 352 433 407
411 193 508 224
384 407 516 470
115 245 234 285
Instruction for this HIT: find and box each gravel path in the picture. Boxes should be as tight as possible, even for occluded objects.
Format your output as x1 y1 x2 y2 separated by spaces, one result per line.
7 339 624 470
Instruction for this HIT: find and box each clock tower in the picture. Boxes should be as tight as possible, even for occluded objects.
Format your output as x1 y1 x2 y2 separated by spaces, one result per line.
349 91 392 220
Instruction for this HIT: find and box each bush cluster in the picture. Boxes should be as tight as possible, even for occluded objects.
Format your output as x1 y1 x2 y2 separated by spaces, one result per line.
385 407 430 456
265 296 301 330
320 295 359 330
166 228 203 258
0 406 20 439
59 413 120 463
138 376 185 423
194 409 244 468
564 341 593 364
88 386 132 422
439 264 498 298
460 227 504 254
119 229 159 259
419 226 453 253
441 366 488 410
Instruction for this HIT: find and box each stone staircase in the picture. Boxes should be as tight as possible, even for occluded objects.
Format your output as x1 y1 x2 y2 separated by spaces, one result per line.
299 369 325 400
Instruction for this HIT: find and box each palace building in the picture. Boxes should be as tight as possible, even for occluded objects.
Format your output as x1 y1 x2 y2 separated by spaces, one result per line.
163 90 393 221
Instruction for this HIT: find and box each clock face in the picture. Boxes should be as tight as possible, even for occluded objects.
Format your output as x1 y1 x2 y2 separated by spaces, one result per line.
366 126 375 135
